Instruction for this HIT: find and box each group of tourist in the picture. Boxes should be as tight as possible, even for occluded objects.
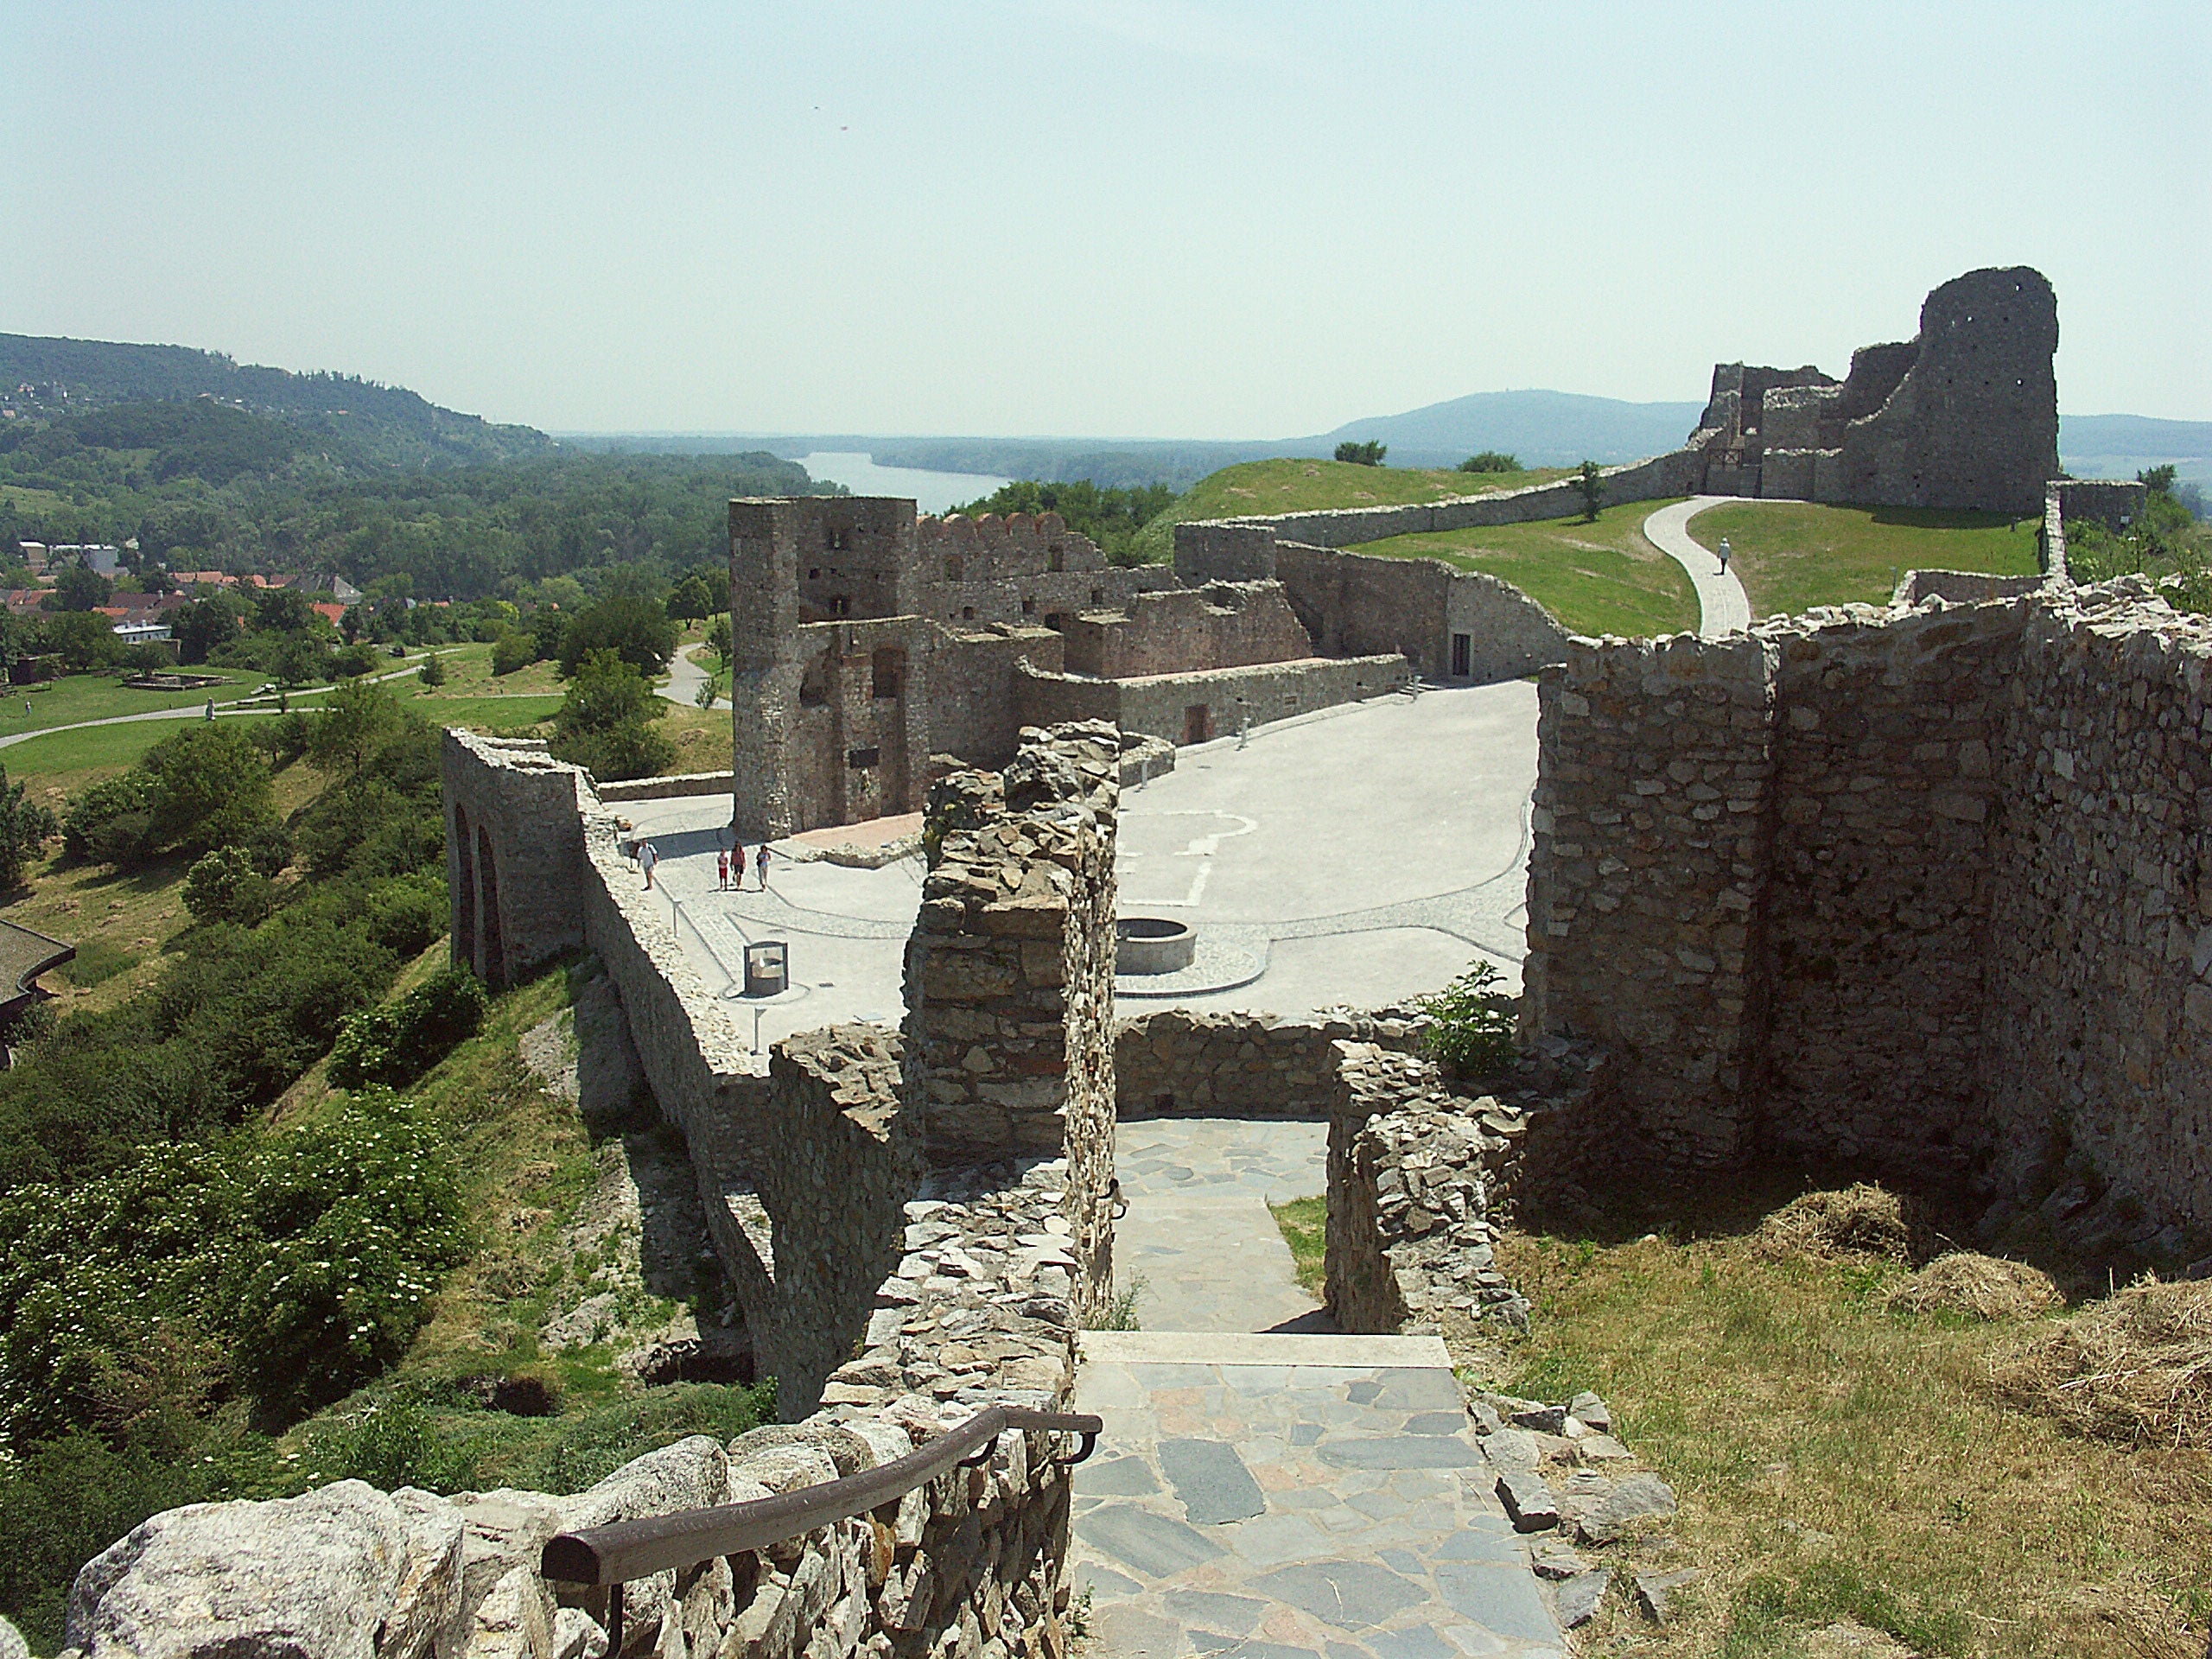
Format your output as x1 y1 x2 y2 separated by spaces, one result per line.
633 835 772 893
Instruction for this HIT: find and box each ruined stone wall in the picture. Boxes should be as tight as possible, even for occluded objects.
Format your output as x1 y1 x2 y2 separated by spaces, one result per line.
63 1371 1086 1659
1059 581 1313 680
1173 521 1281 583
1980 593 2212 1235
1829 267 2061 516
904 723 1122 1320
1266 540 1570 683
1520 588 2212 1238
922 625 1065 772
1891 569 2052 607
1111 654 1412 747
1520 632 1777 1166
1115 1007 1426 1119
442 733 594 988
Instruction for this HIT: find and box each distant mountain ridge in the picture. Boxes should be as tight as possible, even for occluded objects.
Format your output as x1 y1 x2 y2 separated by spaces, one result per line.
0 332 555 467
582 392 2212 495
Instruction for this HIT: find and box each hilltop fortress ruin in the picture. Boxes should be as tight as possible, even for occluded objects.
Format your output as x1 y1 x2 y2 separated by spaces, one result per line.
53 266 2211 1659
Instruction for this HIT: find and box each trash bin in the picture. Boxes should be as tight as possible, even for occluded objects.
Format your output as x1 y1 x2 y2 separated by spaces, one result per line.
744 941 789 997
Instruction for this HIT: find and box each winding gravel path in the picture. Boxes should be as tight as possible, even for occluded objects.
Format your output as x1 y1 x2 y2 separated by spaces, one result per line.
1642 496 1754 636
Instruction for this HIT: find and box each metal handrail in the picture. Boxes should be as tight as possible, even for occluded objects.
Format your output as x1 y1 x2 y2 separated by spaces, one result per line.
541 1405 1101 1649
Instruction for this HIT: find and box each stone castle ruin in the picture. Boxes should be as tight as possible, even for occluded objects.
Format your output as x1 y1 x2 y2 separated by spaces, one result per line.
53 264 2212 1658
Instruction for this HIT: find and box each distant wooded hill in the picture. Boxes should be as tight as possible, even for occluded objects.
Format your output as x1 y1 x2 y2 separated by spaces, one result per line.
1 332 555 467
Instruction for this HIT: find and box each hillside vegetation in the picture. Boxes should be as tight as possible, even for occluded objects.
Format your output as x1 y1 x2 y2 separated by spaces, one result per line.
1127 457 1573 563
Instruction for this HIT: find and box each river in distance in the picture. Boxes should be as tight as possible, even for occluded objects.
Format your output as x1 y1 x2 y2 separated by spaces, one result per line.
795 452 1009 515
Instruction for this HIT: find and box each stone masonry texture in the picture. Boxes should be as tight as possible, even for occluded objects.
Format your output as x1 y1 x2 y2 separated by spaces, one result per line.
1521 582 2212 1242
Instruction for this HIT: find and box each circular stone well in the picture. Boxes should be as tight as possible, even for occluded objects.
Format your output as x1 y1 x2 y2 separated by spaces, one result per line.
1116 916 1197 976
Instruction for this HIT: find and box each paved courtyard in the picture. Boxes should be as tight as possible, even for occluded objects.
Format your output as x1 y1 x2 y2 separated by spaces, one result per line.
1072 1334 1564 1659
620 682 1537 1052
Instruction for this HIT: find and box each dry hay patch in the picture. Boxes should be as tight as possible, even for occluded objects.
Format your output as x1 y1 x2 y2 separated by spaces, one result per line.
1751 1183 1920 1265
1993 1274 2212 1450
1886 1251 2062 1321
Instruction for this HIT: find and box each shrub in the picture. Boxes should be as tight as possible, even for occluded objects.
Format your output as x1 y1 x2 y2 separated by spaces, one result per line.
0 763 56 888
1576 459 1605 522
331 969 490 1090
556 592 677 678
1416 959 1518 1078
490 629 535 677
1334 440 1387 467
331 642 381 677
61 772 159 864
296 1393 483 1493
1459 451 1519 474
416 652 446 687
141 724 276 857
250 709 313 768
550 648 673 781
181 847 275 927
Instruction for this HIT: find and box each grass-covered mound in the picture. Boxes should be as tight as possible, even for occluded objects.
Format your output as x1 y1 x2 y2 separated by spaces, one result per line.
1349 499 1702 638
1685 501 2043 616
1127 457 1572 563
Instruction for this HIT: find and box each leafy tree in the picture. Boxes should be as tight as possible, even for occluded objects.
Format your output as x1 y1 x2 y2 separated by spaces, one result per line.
251 587 317 635
416 652 446 687
46 566 113 613
140 725 275 857
329 971 488 1090
172 598 242 665
530 606 569 663
305 680 402 780
706 614 732 671
2139 464 2178 496
1334 441 1387 467
0 765 56 889
1459 451 1520 474
667 574 715 621
550 649 673 780
61 773 160 867
556 592 677 679
1576 459 1606 523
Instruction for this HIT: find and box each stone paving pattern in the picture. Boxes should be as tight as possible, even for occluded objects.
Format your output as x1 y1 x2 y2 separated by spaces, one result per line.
1072 1337 1563 1658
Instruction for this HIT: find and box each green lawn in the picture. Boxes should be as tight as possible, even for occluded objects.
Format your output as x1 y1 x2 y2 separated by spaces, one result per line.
1350 499 1702 638
0 666 264 735
1687 501 2043 617
1128 458 1573 563
402 692 563 728
0 711 283 783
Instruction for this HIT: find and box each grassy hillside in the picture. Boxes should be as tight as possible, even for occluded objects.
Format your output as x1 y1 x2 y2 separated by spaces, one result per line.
1128 458 1572 563
1687 502 2043 616
1351 499 1702 638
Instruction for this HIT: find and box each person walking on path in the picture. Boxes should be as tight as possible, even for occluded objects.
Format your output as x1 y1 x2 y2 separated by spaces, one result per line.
639 839 659 890
733 841 747 890
1716 536 1732 575
757 843 772 892
204 699 216 721
716 849 729 890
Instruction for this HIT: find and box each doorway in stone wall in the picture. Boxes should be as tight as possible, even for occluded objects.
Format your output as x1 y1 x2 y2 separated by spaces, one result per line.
1184 703 1211 745
1451 632 1471 678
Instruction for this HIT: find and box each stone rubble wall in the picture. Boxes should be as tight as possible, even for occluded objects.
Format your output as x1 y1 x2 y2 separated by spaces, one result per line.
1014 652 1412 747
1891 569 2052 607
1322 1044 1531 1337
1520 585 2212 1242
1273 540 1572 685
904 722 1123 1323
1114 1007 1427 1120
1058 580 1314 680
61 1374 1084 1659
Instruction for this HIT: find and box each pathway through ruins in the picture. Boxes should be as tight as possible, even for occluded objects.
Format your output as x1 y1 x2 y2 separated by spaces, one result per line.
1072 1118 1566 1656
1641 496 1754 635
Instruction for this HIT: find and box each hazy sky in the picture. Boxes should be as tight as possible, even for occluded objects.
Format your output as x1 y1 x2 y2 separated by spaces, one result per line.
7 3 2207 435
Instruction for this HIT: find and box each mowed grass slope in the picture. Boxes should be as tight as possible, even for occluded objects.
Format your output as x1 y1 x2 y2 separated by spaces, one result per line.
1482 1220 2211 1656
1128 458 1572 563
1688 501 2044 617
1351 499 1702 638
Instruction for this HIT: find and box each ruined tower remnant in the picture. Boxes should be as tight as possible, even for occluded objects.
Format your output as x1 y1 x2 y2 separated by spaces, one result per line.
1689 266 2061 515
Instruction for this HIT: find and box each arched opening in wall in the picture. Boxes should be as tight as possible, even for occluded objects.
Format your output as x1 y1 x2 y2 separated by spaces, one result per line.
944 556 963 582
454 803 477 970
1048 545 1065 573
476 826 505 988
798 650 830 708
871 646 904 701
